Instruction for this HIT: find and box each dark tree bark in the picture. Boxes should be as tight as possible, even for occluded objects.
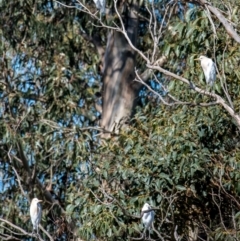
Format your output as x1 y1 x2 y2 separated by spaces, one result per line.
100 1 142 138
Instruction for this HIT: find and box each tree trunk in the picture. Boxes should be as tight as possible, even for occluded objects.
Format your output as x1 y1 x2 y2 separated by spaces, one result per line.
100 1 141 138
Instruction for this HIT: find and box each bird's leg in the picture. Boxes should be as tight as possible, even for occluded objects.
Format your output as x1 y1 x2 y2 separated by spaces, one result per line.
208 85 215 102
31 229 39 239
148 228 151 240
211 85 216 94
143 227 147 239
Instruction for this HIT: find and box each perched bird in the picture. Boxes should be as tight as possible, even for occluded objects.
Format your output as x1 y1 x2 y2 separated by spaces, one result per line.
196 55 216 86
30 198 42 235
141 203 155 238
93 0 106 14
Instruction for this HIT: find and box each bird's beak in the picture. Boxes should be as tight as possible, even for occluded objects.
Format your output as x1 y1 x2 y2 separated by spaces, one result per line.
194 58 199 61
38 200 43 203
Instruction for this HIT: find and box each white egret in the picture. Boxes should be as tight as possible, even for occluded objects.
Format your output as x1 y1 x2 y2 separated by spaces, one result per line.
197 55 216 86
141 203 155 238
93 0 106 14
30 198 42 235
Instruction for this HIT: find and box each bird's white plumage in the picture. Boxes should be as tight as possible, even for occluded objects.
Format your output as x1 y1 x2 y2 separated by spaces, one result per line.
198 56 216 86
93 0 106 14
30 198 42 234
141 203 155 230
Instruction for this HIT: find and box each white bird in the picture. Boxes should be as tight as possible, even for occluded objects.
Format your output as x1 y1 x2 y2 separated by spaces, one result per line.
30 198 42 235
93 0 106 14
197 55 216 86
141 203 155 238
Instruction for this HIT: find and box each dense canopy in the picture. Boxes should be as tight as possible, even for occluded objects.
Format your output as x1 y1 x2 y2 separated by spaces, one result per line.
0 0 240 241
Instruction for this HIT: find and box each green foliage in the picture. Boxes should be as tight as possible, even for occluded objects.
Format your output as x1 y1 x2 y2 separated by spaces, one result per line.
64 102 239 240
0 0 240 241
62 102 240 240
161 5 240 104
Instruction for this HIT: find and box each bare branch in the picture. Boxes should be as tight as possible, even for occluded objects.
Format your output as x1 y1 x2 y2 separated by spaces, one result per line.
195 0 240 43
0 218 45 241
146 63 240 130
